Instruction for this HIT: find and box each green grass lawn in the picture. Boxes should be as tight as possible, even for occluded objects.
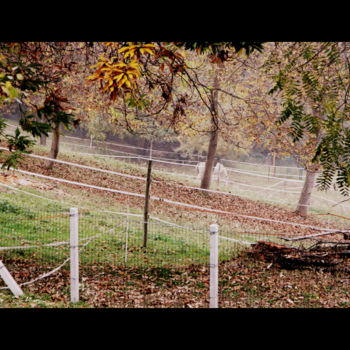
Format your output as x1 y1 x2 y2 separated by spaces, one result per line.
0 189 243 268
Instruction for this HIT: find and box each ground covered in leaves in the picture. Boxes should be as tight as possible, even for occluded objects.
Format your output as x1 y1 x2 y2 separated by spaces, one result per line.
1 148 344 239
1 146 350 308
1 251 350 308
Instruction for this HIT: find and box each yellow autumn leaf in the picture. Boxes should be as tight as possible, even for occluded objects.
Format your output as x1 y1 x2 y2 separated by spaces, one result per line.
124 79 132 89
117 76 128 88
87 74 97 80
118 46 133 54
140 48 155 55
124 50 136 59
98 55 109 62
114 74 124 82
129 59 141 67
128 71 140 80
114 62 128 68
0 54 7 65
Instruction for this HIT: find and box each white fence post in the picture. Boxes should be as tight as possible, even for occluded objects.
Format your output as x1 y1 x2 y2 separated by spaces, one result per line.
70 208 79 303
0 260 23 297
209 223 219 308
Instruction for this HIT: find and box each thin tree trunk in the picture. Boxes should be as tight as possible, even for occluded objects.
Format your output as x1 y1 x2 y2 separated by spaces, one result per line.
295 169 317 217
149 139 153 160
201 128 219 189
45 124 60 169
40 134 47 146
295 117 322 217
143 160 152 248
35 114 47 146
200 66 220 190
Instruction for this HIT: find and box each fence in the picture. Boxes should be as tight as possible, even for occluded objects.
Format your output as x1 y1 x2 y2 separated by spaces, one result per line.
3 122 349 217
0 187 227 307
1 181 348 307
0 184 263 307
2 144 350 223
0 205 225 307
1 130 350 306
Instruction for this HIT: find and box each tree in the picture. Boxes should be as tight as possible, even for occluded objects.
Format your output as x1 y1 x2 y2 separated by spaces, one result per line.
0 42 99 169
175 134 250 162
35 90 76 169
87 42 264 188
266 42 350 214
0 43 51 168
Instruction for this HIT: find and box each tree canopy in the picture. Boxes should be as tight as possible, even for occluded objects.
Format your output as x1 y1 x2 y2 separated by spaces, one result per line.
4 41 350 199
266 42 350 195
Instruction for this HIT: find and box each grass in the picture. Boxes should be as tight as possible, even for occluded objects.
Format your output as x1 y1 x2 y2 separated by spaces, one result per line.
0 290 89 308
1 182 288 269
0 189 242 268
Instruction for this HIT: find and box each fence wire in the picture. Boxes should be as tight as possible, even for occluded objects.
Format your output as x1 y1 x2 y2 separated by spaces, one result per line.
1 186 343 307
0 189 249 307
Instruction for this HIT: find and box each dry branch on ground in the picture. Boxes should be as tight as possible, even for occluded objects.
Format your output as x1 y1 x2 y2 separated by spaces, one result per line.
250 239 350 271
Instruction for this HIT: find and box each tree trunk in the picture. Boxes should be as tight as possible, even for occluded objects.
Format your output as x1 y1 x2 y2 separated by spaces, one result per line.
201 128 219 189
295 117 322 217
40 134 47 146
45 124 60 170
200 66 220 190
35 114 47 146
295 169 317 217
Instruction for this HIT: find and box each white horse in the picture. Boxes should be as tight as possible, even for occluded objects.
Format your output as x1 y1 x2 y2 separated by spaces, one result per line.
195 162 206 181
195 161 228 185
213 162 228 185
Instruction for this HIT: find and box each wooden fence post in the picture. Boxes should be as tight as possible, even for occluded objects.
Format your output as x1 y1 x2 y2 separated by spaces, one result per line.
209 223 219 308
70 207 79 303
217 165 221 190
272 153 276 177
143 160 152 248
149 140 153 160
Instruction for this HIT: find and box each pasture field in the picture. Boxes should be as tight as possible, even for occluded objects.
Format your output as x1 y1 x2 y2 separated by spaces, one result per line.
29 135 350 231
1 122 350 308
0 138 346 271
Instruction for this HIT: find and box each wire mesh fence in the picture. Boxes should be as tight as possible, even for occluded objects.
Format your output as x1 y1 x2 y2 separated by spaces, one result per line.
77 210 211 268
0 187 261 307
0 202 70 265
1 182 344 307
0 190 212 307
